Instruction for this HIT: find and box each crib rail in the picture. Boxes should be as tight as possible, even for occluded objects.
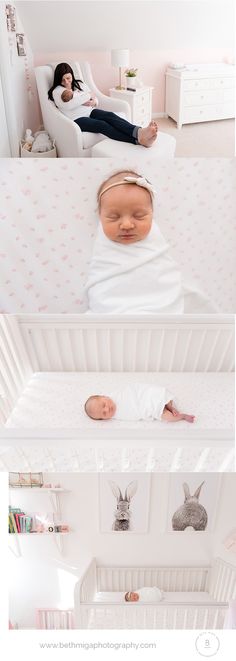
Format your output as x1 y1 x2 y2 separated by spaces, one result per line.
8 314 234 373
75 558 97 603
77 602 227 630
96 565 209 592
0 317 33 424
36 608 74 629
208 557 236 602
0 445 234 473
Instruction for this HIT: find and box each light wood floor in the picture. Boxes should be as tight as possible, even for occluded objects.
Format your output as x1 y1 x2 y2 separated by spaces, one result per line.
155 116 235 157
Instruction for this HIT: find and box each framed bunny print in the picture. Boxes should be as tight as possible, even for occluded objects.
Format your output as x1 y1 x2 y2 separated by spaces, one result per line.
166 473 222 533
98 473 151 533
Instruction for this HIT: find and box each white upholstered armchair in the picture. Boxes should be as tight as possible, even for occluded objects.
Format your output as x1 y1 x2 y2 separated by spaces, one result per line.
34 61 131 157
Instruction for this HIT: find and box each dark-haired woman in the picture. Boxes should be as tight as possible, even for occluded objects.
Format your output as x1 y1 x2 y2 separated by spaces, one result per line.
48 62 158 147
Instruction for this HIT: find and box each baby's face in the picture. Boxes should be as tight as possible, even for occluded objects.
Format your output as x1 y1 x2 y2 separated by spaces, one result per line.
128 592 139 602
90 396 116 420
100 184 153 244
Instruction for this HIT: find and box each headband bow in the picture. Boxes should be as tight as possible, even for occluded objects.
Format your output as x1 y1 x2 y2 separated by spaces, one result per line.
124 176 156 196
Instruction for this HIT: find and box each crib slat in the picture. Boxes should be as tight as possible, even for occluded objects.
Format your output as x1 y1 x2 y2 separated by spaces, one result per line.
216 331 234 372
204 330 221 372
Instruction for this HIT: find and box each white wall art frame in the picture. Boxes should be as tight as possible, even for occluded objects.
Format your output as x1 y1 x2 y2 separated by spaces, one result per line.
166 473 222 533
98 472 151 534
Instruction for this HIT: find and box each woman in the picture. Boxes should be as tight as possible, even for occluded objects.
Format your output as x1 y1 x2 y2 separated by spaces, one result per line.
48 63 158 147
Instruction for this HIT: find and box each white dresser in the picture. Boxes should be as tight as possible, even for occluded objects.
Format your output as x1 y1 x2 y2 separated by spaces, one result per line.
165 63 235 129
109 86 153 127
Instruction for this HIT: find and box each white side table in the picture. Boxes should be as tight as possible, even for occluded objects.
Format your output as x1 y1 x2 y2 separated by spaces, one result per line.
109 87 154 127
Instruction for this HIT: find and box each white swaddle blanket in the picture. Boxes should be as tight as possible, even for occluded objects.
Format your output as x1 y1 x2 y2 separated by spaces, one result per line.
109 383 173 421
86 222 184 314
137 587 163 602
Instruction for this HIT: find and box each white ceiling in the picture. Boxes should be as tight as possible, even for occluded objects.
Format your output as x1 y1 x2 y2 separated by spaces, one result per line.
15 1 235 53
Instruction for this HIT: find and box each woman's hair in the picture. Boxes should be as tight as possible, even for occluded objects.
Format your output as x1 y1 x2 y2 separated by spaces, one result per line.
48 62 84 100
124 592 130 601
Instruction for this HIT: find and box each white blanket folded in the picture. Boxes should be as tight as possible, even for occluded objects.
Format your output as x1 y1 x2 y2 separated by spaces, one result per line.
86 222 184 313
109 383 173 421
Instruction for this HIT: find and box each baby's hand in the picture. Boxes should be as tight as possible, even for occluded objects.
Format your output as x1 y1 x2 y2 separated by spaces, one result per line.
61 89 73 102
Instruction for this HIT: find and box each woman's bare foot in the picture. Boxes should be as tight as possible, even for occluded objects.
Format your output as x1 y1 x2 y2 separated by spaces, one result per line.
138 121 158 147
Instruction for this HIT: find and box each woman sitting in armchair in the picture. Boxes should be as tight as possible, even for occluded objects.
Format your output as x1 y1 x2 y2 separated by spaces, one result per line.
48 63 158 148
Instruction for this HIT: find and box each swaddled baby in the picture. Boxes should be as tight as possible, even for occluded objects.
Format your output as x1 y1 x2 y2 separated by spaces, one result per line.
84 383 195 423
85 169 214 314
85 169 183 314
124 587 163 602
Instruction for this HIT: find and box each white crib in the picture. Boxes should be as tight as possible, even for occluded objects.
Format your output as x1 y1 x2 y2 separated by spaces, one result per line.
0 313 234 472
74 557 236 630
36 608 74 629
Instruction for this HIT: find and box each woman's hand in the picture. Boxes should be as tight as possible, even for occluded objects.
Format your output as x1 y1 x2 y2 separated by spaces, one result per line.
83 96 98 107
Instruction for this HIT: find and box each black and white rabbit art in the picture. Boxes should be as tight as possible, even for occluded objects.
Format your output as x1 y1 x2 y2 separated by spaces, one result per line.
108 480 138 531
172 481 208 531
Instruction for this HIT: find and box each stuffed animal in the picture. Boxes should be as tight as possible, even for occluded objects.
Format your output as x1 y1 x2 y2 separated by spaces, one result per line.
31 130 53 153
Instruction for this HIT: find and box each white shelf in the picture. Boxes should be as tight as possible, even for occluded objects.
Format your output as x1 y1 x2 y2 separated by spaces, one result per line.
8 530 71 537
9 487 69 493
9 484 70 556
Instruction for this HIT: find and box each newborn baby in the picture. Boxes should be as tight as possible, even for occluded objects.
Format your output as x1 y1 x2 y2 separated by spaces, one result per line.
85 169 215 314
84 383 195 423
85 169 184 314
61 88 98 106
125 587 163 602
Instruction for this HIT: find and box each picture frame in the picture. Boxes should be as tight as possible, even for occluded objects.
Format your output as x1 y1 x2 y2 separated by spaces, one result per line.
98 472 151 533
5 4 16 31
166 473 222 533
16 33 26 57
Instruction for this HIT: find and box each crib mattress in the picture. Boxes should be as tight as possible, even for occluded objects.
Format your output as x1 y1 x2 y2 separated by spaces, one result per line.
94 590 217 604
5 372 234 437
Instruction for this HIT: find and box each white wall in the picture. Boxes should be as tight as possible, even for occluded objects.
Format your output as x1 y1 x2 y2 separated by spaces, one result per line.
16 0 235 52
8 472 236 628
0 1 41 154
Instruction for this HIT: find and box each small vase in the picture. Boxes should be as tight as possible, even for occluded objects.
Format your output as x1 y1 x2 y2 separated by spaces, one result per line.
126 76 137 90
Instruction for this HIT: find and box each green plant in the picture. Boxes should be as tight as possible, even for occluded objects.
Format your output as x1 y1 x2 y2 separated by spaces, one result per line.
125 68 138 77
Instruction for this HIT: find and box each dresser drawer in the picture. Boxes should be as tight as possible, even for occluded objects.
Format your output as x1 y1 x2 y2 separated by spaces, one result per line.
211 76 235 90
182 101 235 123
183 88 235 107
133 111 151 126
183 76 235 92
183 78 212 91
133 91 150 111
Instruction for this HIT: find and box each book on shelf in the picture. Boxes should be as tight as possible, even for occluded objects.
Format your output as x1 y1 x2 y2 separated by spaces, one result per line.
8 507 70 534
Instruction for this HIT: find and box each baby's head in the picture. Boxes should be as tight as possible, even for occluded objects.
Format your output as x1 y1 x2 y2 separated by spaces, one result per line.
84 395 116 420
97 170 154 244
124 591 139 602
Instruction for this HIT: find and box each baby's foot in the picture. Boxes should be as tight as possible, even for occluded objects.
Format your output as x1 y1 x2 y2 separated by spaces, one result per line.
171 407 179 417
183 414 195 423
138 122 158 147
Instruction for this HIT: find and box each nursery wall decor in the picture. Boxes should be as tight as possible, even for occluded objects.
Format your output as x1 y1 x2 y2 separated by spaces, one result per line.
5 4 16 31
167 474 221 532
99 473 151 533
16 32 26 56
